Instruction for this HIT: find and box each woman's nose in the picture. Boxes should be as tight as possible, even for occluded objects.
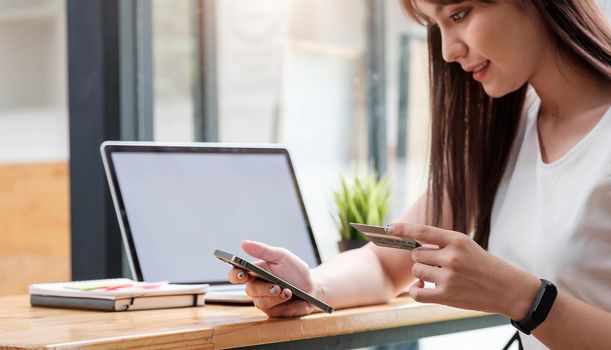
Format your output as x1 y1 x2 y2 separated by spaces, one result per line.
441 32 467 63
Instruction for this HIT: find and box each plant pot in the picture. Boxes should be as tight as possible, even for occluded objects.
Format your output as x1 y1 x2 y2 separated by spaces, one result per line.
337 239 368 252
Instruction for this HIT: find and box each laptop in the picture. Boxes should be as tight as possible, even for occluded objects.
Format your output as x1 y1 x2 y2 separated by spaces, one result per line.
100 141 322 303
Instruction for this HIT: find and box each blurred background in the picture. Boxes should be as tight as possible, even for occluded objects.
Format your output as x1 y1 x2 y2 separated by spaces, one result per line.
0 0 609 348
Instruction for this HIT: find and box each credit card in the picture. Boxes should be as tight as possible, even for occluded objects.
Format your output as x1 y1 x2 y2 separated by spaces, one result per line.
350 223 421 250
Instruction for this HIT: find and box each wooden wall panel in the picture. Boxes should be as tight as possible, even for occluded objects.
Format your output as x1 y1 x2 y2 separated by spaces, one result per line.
0 162 70 296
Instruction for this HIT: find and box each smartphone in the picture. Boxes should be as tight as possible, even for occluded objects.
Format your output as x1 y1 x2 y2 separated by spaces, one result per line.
350 223 421 250
213 249 334 313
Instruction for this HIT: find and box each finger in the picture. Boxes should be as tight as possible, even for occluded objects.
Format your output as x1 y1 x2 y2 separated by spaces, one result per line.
265 299 315 318
411 262 443 283
252 259 272 270
411 247 445 267
227 267 252 284
241 240 287 263
388 223 451 247
408 280 439 304
252 289 292 310
245 280 285 297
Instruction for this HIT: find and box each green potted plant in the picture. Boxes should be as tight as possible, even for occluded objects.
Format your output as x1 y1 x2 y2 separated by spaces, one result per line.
333 171 391 252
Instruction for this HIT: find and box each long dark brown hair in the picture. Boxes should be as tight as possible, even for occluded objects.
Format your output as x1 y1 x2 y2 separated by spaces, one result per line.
400 0 611 249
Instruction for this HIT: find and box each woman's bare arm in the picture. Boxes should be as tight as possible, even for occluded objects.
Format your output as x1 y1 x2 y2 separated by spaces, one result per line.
229 190 453 316
311 190 453 309
530 291 611 349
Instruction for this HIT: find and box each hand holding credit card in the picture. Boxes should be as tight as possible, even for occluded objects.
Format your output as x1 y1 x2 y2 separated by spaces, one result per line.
350 223 421 250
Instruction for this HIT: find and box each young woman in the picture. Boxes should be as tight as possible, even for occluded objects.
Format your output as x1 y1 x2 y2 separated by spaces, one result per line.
228 1 611 348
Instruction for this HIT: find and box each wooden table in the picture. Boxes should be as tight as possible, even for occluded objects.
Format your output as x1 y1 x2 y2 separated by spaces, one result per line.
0 295 507 349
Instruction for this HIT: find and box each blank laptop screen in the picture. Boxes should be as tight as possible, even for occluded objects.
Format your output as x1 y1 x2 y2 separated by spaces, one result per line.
109 149 319 283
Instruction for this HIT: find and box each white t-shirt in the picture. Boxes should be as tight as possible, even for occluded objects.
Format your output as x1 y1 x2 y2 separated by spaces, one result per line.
488 91 611 350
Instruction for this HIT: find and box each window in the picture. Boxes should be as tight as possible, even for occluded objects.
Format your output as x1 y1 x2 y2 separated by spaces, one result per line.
151 0 371 260
0 0 69 295
152 0 196 141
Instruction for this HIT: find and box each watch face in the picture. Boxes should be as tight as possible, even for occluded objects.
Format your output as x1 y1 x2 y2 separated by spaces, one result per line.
512 279 558 335
533 281 558 322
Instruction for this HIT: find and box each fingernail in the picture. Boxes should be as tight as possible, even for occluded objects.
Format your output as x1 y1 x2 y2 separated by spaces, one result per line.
282 289 290 298
237 271 245 280
268 286 277 295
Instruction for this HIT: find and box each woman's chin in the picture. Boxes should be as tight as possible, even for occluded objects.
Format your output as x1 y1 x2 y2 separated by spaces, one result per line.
482 83 522 98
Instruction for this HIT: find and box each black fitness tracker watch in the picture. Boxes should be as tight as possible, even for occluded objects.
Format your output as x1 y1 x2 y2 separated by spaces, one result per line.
511 279 558 335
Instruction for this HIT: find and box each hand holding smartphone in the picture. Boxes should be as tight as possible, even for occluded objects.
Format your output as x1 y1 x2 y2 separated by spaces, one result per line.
350 223 421 250
214 249 334 313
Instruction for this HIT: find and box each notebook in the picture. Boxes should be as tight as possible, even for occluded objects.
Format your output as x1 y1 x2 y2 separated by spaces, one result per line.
30 278 208 311
100 141 322 303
